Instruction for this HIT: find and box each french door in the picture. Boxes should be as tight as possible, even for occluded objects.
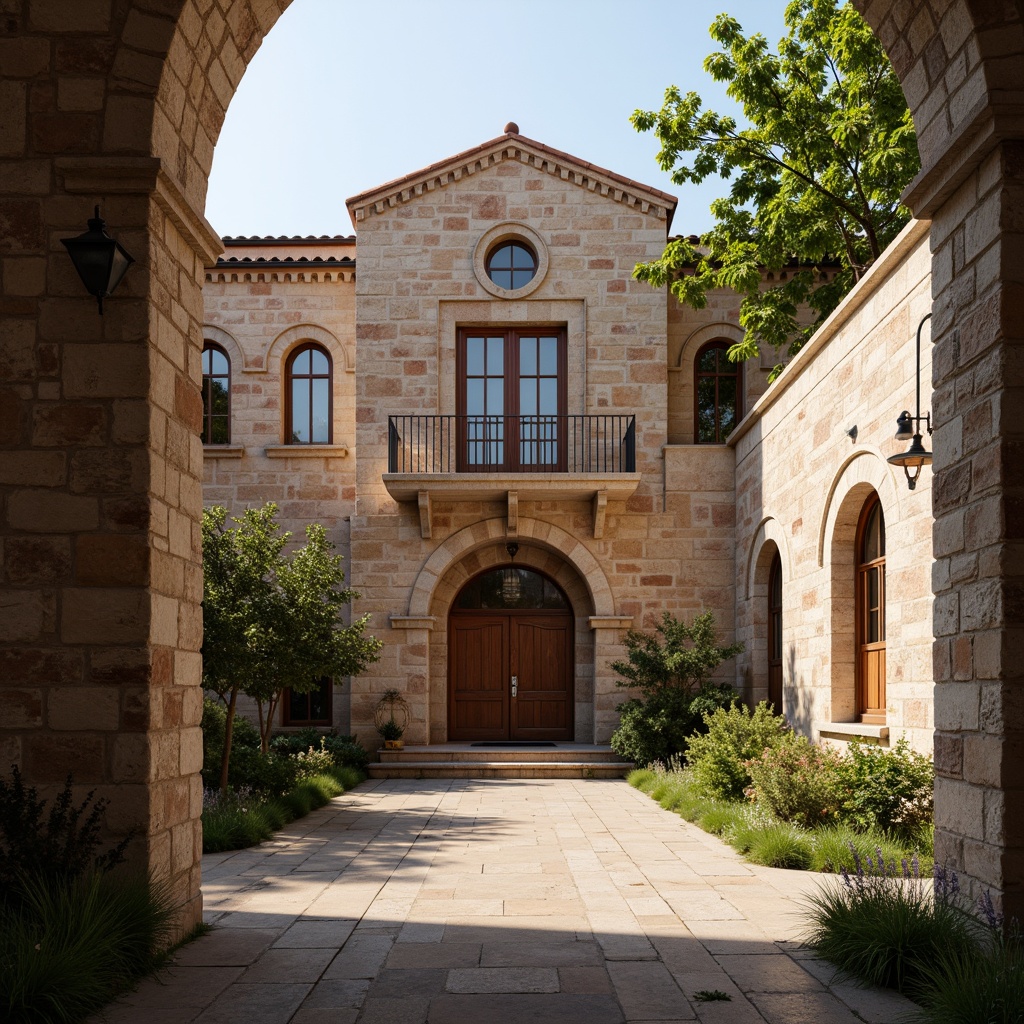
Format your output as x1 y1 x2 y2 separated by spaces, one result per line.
456 328 566 471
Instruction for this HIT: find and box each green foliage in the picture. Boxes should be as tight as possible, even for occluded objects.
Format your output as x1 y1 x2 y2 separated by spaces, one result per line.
0 767 130 908
378 719 404 741
806 861 983 997
910 940 1024 1024
810 823 927 875
745 822 814 869
746 729 844 828
270 730 370 771
201 503 383 785
611 683 736 767
0 871 173 1024
686 702 789 800
292 743 339 781
835 739 933 840
632 0 920 371
610 611 741 767
693 990 732 1002
201 769 364 853
611 611 743 695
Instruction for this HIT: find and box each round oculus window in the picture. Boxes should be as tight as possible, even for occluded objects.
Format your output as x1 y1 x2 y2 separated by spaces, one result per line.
486 242 537 290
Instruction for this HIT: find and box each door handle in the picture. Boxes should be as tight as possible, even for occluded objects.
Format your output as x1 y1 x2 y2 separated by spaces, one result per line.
511 675 518 698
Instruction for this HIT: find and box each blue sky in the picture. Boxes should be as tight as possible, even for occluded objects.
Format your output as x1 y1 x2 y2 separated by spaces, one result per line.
205 0 788 239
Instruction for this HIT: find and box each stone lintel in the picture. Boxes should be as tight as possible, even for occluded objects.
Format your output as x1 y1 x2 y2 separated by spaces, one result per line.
418 491 432 540
593 490 607 539
819 722 890 743
390 616 436 631
203 445 245 459
57 156 223 265
507 490 518 536
589 615 634 631
264 445 349 459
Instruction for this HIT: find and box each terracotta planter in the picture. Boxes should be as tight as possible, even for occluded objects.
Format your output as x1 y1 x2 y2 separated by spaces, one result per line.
384 739 404 750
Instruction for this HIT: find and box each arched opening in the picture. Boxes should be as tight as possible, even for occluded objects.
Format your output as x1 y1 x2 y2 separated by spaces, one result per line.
448 565 575 741
768 550 783 714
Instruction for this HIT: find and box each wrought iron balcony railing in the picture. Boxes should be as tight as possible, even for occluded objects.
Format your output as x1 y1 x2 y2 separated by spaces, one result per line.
387 415 636 475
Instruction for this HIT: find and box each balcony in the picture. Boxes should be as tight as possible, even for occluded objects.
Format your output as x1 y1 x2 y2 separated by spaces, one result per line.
383 415 642 538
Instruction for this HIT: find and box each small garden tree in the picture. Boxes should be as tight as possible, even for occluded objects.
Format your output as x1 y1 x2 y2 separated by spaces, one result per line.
202 503 382 790
610 611 743 767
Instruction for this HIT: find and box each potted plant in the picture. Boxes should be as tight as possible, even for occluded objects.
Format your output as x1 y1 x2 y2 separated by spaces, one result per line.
374 688 410 750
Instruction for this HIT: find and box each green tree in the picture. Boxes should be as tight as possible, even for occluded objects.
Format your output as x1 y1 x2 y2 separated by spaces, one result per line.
201 503 382 789
632 0 919 371
610 612 743 767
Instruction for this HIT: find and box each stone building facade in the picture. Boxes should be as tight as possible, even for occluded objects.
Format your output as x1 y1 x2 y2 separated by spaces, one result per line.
202 129 934 757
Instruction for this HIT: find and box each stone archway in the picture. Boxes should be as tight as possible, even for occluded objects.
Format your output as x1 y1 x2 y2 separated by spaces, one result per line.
3 0 1024 925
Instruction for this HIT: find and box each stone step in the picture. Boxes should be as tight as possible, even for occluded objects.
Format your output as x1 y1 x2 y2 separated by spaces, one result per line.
376 744 624 764
368 760 633 780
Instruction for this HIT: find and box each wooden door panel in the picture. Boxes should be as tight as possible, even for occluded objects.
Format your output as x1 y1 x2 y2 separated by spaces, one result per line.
449 617 508 740
511 616 573 740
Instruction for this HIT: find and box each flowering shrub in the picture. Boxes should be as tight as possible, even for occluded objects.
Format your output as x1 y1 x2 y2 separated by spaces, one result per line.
293 742 336 781
745 730 844 828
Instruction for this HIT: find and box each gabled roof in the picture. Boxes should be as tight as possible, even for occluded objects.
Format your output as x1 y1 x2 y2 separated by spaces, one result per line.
345 130 677 230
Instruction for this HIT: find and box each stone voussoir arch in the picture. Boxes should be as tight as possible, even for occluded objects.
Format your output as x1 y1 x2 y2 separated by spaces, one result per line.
745 516 794 602
201 324 244 372
818 448 903 568
408 518 615 619
676 321 745 370
263 323 352 375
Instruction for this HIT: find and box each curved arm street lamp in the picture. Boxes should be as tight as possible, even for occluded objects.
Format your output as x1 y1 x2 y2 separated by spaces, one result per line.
888 313 933 490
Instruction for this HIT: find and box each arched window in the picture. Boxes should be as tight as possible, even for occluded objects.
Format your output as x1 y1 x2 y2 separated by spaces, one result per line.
856 494 886 723
286 343 332 444
201 343 230 444
485 241 537 290
695 341 741 443
768 551 783 713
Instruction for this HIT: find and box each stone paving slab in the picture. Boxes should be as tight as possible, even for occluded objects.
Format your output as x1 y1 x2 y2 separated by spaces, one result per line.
95 778 920 1024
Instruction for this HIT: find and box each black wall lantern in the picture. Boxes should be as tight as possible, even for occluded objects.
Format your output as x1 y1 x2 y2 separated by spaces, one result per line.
61 206 135 314
887 312 933 489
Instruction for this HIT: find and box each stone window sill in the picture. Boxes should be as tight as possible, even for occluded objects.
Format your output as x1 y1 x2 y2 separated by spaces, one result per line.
820 722 889 743
204 445 245 459
264 444 349 459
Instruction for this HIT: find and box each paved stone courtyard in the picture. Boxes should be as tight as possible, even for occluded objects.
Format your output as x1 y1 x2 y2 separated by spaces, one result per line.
98 779 916 1023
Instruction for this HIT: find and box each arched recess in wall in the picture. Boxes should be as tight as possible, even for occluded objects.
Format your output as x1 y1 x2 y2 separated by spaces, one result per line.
264 323 352 376
743 519 792 716
404 517 613 743
669 322 745 444
819 450 901 725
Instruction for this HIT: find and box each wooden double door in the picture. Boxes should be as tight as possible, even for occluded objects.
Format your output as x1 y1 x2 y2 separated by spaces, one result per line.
448 611 574 741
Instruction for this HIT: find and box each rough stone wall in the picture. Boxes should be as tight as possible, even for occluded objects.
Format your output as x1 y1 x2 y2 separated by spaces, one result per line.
731 220 934 753
346 143 739 749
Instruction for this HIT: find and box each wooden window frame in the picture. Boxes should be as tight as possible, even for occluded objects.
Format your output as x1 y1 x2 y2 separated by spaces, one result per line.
455 327 567 472
201 342 231 445
694 340 742 444
282 678 333 727
285 342 333 445
855 493 887 724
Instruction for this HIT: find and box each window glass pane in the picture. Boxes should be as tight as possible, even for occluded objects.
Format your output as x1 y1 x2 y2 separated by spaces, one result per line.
539 377 558 414
699 347 720 372
311 378 329 442
490 244 512 270
697 377 717 442
466 337 484 376
863 504 880 562
520 379 537 415
311 348 329 374
511 269 532 289
486 378 503 414
309 679 330 721
456 568 567 610
512 244 535 269
202 348 212 374
718 377 737 437
291 380 309 443
292 348 310 375
466 379 484 415
878 507 886 557
210 417 229 445
210 349 229 375
491 269 512 289
486 336 504 371
539 337 558 375
519 337 537 376
288 689 309 722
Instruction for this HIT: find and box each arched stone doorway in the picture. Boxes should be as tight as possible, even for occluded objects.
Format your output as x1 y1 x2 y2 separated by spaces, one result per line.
3 0 1024 926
